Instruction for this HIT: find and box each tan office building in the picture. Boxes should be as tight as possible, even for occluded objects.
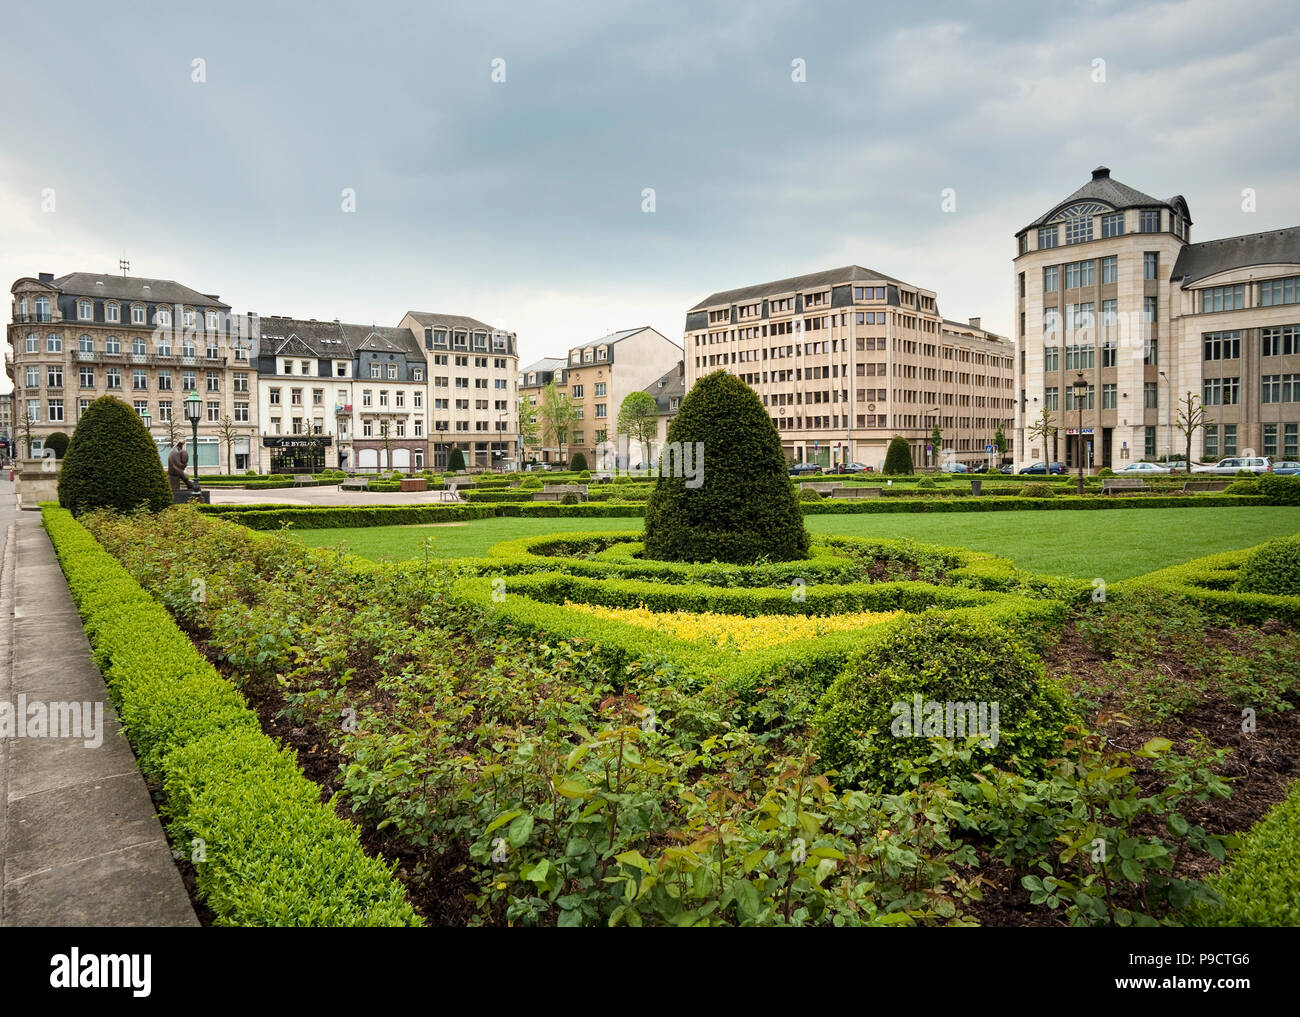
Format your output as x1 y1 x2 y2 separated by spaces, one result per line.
1014 167 1300 467
7 271 256 471
562 327 682 469
685 266 1015 469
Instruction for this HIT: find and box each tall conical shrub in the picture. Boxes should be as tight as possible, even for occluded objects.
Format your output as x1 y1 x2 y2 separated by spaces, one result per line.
883 436 914 475
643 370 808 563
58 396 171 515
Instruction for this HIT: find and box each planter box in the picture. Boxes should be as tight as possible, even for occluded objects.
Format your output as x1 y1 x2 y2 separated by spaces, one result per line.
400 478 428 492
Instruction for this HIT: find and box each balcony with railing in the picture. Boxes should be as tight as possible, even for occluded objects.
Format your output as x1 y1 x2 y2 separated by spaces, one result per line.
12 313 54 324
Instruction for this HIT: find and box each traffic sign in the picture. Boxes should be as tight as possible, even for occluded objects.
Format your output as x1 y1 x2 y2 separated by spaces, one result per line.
985 444 994 453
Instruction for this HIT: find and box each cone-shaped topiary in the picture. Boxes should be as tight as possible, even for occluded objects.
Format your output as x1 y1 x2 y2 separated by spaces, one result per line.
57 396 171 516
44 431 70 458
446 447 466 471
570 451 589 472
882 436 914 475
643 370 809 563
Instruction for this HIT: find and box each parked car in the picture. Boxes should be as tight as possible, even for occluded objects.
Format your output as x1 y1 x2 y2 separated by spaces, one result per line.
999 465 1015 474
1191 456 1273 475
966 462 989 474
938 462 968 473
789 461 822 476
1019 461 1065 475
840 462 868 474
1272 461 1300 475
1116 461 1171 475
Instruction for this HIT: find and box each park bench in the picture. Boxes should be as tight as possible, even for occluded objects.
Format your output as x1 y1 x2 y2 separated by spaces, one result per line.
1102 478 1147 495
831 486 881 499
533 483 589 502
339 476 369 492
805 482 838 495
434 479 470 503
293 475 314 487
1182 480 1230 494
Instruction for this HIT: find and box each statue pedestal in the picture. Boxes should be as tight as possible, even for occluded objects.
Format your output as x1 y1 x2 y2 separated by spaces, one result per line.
16 458 59 511
172 486 211 505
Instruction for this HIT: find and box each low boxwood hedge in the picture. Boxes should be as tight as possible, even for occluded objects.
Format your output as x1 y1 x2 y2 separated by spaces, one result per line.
40 506 421 926
1197 778 1300 926
203 504 495 530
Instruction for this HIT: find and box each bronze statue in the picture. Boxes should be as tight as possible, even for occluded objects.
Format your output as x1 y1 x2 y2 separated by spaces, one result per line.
167 441 197 493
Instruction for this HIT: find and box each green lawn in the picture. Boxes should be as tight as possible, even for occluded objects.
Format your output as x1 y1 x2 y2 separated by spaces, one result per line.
289 506 1300 580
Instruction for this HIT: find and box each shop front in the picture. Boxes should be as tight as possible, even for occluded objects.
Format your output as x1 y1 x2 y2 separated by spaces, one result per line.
263 435 332 474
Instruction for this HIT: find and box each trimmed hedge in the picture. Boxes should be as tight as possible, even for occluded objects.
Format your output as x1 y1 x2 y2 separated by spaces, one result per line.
203 504 495 530
1235 536 1300 596
1198 778 1300 926
41 506 421 927
58 395 171 515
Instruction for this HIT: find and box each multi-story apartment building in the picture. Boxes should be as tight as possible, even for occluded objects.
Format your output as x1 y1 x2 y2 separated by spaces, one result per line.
685 266 1015 469
642 360 685 464
6 271 256 471
399 312 519 470
253 316 428 472
1014 167 1300 468
563 327 682 469
518 357 567 464
0 392 12 455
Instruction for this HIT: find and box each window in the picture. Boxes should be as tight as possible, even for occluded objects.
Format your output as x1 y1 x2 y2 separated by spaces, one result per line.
234 372 248 393
105 335 120 354
25 333 38 353
182 371 196 391
1144 296 1157 323
1102 383 1117 409
1065 261 1095 288
1065 345 1095 370
413 368 423 382
1043 307 1061 335
1203 331 1241 361
133 336 147 356
1044 387 1059 410
25 366 37 388
1263 375 1300 403
157 370 172 390
1139 209 1161 233
594 382 606 397
1064 215 1093 245
1066 302 1094 331
206 311 218 330
1202 284 1244 312
206 371 220 392
1043 266 1058 292
157 307 171 326
106 303 119 323
134 369 148 390
47 333 62 353
1065 385 1095 410
1019 234 1029 256
1202 377 1239 405
78 299 92 320
1145 426 1156 457
291 388 302 405
1101 212 1124 238
269 387 281 405
79 366 94 388
361 390 372 407
386 363 397 379
133 400 148 418
1204 425 1218 460
1262 325 1299 357
25 400 39 424
131 305 145 324
1143 252 1158 280
1101 256 1117 284
1038 226 1059 250
234 402 249 422
1145 382 1159 408
571 384 584 398
1259 276 1300 306
1224 425 1238 456
1102 341 1117 367
1101 299 1117 327
48 399 64 422
207 401 220 423
184 309 195 328
106 368 122 390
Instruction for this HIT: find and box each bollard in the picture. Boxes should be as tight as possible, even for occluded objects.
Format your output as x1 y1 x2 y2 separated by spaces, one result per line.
971 479 982 496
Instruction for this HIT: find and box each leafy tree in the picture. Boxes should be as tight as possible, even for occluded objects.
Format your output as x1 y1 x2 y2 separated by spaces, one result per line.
617 390 659 471
57 396 171 515
930 425 942 465
882 436 914 475
643 370 808 564
537 382 576 465
1175 392 1209 473
994 425 1007 459
517 396 540 451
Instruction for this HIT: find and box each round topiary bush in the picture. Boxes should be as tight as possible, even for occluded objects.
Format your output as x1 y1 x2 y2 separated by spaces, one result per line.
882 436 914 475
813 614 1074 788
1236 468 1256 478
578 469 591 481
1018 482 1055 498
613 474 632 485
1224 478 1259 495
1097 467 1115 478
446 448 466 471
798 486 823 501
44 431 70 459
1235 536 1300 596
643 370 809 564
521 476 543 491
570 452 589 472
916 476 936 490
560 492 580 505
57 396 171 516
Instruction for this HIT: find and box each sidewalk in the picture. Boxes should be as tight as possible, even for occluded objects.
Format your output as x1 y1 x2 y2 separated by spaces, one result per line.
0 482 196 926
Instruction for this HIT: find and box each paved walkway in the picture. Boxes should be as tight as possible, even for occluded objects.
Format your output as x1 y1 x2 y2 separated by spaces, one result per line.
0 476 196 926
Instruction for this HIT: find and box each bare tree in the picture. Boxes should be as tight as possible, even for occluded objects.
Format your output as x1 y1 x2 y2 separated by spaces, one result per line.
1175 392 1210 473
217 414 240 474
1026 407 1058 464
17 408 36 459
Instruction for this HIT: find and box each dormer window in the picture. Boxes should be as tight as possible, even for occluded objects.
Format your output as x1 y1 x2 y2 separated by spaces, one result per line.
597 347 607 361
184 308 196 328
157 307 171 326
206 310 218 330
131 305 145 324
78 300 93 320
584 349 593 363
106 303 120 323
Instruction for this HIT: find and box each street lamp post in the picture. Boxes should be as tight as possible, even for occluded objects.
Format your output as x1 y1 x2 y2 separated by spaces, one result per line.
1159 370 1172 466
184 390 203 490
1072 372 1088 496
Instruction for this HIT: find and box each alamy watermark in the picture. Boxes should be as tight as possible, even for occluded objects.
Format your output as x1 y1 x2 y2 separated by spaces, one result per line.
0 696 104 748
657 441 705 488
890 694 1000 749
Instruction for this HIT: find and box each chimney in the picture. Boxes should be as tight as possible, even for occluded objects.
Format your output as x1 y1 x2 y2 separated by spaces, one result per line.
1092 166 1110 180
968 317 981 330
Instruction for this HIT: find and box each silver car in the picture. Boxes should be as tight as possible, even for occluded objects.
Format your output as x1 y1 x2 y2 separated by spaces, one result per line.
1191 456 1273 475
1117 461 1171 475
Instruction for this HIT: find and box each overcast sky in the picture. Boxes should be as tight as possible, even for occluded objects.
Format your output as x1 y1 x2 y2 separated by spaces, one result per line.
2 0 1297 394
